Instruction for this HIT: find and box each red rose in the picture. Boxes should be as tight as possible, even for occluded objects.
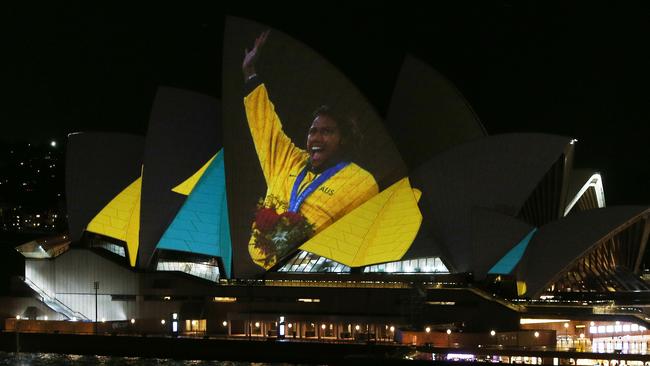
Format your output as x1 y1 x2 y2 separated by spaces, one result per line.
255 207 280 232
280 211 304 226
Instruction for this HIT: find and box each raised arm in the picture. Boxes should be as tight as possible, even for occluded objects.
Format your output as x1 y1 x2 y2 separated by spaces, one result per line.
242 32 307 185
242 30 269 81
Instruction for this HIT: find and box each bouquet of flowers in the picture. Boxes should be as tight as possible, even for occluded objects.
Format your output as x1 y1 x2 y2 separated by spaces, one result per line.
251 195 315 267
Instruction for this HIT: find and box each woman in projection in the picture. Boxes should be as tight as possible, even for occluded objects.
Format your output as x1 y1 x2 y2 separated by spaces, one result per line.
242 31 378 269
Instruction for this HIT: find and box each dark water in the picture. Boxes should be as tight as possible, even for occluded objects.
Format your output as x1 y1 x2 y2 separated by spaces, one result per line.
0 352 302 366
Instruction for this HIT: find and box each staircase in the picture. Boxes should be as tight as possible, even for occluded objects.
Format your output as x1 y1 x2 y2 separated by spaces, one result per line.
21 276 90 321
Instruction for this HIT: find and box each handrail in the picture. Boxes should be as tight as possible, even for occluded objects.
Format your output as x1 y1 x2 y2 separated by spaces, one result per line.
20 276 89 321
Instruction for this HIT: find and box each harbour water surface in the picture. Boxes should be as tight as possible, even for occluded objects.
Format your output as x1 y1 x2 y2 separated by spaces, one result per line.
0 352 303 366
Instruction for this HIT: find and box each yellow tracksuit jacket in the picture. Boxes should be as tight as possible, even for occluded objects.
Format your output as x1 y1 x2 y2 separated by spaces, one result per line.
244 83 379 268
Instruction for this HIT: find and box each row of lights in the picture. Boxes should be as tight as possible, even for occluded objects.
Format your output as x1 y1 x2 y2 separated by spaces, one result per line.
16 315 140 324
242 320 397 333
16 316 542 340
589 321 646 334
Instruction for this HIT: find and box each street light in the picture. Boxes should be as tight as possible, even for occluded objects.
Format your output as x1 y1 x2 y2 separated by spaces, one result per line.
425 327 431 333
446 329 452 347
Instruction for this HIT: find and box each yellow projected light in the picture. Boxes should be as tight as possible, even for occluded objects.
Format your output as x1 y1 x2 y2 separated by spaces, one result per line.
172 153 217 195
86 177 142 267
299 177 422 267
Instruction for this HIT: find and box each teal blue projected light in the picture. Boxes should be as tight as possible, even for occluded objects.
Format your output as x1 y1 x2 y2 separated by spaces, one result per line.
156 150 232 277
488 228 538 275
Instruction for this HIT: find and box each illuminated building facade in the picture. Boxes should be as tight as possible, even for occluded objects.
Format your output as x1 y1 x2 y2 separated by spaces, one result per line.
6 18 650 356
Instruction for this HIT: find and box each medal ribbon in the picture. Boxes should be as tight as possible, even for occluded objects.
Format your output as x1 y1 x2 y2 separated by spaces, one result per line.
289 161 349 212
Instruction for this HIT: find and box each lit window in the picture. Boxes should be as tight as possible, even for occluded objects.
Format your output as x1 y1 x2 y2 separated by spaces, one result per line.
279 251 350 273
297 298 321 303
213 297 237 303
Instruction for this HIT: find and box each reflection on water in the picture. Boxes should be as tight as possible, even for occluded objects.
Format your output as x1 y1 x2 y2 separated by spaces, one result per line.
0 352 301 366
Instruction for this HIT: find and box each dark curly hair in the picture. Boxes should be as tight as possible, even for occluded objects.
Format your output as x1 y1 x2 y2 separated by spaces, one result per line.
311 105 362 159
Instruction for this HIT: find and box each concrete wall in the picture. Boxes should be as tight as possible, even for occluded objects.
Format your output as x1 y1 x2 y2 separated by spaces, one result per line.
25 250 139 321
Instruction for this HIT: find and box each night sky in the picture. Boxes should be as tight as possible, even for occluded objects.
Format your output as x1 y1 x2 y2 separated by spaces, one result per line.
5 2 650 205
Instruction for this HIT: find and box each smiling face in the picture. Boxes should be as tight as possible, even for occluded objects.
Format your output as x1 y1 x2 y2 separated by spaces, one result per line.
306 114 343 172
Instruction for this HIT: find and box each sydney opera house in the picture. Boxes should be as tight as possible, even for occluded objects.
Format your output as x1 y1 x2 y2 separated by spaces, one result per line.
6 18 650 353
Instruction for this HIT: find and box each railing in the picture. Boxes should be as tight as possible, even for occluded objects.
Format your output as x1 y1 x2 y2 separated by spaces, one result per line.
21 276 89 321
